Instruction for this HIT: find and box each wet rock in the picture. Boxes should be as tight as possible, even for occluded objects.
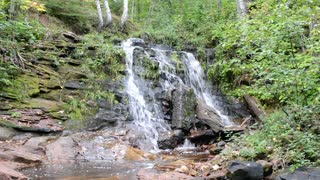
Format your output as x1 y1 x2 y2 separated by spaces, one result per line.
130 38 145 47
62 31 81 43
157 130 184 149
46 137 79 162
196 100 224 132
88 109 127 130
189 129 216 145
227 160 263 180
0 126 19 141
276 167 320 180
172 84 197 130
124 146 145 161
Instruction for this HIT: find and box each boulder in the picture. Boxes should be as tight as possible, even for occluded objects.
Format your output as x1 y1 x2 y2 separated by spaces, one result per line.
157 130 184 149
227 160 263 180
171 84 197 130
196 100 224 132
277 167 320 180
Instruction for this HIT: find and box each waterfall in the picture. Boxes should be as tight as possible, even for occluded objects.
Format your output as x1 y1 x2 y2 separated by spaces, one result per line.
182 53 232 125
122 39 232 150
122 39 170 150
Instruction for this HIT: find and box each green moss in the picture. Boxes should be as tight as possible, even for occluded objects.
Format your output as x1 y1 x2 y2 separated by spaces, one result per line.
2 74 40 100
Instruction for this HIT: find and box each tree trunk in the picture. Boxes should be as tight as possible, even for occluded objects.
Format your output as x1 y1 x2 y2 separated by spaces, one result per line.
243 95 266 121
236 0 248 18
121 0 129 29
217 0 221 14
131 0 134 21
95 0 104 31
9 0 15 19
103 0 112 26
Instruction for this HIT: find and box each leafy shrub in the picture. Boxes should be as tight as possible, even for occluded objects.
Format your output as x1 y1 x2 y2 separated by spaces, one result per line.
236 105 320 169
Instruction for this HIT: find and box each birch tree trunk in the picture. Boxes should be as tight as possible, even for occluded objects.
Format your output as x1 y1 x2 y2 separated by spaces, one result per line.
103 0 112 26
236 0 248 18
217 0 221 14
121 0 129 28
95 0 104 31
131 0 134 21
9 0 15 19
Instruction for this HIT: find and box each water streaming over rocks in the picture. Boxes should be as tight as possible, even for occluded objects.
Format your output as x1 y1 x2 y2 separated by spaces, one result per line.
122 38 234 150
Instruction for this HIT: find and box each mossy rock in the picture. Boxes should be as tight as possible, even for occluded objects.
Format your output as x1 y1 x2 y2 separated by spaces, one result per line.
40 77 62 89
2 74 40 99
21 98 63 112
39 90 63 101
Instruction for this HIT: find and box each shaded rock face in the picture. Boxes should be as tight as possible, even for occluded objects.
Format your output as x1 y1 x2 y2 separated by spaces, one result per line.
227 161 264 180
87 80 129 131
277 167 320 180
171 84 197 131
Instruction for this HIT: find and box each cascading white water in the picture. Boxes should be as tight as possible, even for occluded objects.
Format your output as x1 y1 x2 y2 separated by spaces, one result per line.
122 38 233 150
122 39 170 150
183 53 233 125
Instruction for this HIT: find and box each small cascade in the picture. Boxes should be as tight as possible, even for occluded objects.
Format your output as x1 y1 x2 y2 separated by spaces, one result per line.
122 38 233 150
122 39 170 150
182 53 233 125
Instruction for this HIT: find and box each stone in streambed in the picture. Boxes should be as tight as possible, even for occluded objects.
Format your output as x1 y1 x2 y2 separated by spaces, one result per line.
124 146 145 161
157 130 184 149
227 160 263 180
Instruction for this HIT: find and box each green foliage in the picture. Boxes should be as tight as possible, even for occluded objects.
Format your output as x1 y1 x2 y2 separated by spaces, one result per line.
0 62 20 89
41 0 97 33
236 106 320 168
133 0 237 49
209 0 320 107
82 33 125 79
203 0 320 170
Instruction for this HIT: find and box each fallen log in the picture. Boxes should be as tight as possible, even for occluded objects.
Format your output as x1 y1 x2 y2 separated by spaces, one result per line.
243 95 266 121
